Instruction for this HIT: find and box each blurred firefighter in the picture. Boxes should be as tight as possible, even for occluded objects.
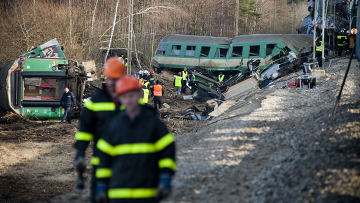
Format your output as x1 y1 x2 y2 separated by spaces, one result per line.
60 87 76 124
73 57 125 203
153 80 164 110
315 39 323 67
337 29 348 56
174 72 182 97
218 72 225 83
181 68 188 93
96 76 176 203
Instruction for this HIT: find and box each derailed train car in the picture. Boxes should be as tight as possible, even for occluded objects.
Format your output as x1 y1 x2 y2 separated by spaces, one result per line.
152 34 313 72
0 39 88 119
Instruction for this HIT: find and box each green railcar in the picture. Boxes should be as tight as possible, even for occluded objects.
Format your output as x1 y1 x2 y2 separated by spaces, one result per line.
0 39 87 119
152 34 313 72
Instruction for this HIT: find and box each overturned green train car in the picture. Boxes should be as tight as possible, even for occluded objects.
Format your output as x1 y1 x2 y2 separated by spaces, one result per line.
152 34 313 72
0 39 88 119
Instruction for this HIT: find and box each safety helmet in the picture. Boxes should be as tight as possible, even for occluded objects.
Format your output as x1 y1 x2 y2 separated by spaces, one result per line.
178 72 182 76
150 70 155 75
139 70 144 74
144 70 149 75
103 57 125 79
116 76 142 95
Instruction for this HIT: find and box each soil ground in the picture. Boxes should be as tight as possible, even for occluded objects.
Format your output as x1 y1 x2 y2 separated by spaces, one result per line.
0 57 359 202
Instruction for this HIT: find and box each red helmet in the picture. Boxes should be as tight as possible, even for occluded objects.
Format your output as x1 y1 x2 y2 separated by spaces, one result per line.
103 57 126 79
178 72 182 76
116 76 142 95
150 69 155 75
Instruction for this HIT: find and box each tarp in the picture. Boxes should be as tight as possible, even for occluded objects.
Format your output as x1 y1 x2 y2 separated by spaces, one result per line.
23 38 66 59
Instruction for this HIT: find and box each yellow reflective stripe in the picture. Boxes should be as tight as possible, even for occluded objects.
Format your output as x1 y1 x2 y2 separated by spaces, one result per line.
84 99 116 111
159 158 176 171
113 143 156 155
75 131 94 141
155 133 175 151
97 139 115 155
108 188 157 199
97 134 174 156
91 156 100 165
96 168 112 178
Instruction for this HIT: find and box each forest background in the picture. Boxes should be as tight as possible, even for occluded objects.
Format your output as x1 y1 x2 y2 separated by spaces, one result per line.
0 0 308 68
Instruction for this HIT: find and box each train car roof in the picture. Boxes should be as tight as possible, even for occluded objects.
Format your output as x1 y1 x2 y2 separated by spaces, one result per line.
160 34 231 45
232 34 313 53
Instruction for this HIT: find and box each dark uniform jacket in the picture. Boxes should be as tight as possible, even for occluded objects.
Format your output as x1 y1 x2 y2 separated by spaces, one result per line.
96 106 176 202
60 91 76 107
74 88 120 165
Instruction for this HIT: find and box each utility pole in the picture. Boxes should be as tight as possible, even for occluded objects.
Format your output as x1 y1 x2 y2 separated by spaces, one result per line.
127 0 134 74
322 0 326 67
313 0 318 60
104 0 120 64
69 0 73 49
235 0 239 36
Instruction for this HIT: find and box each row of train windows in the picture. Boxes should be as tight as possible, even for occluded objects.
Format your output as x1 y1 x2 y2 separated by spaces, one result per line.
156 44 277 58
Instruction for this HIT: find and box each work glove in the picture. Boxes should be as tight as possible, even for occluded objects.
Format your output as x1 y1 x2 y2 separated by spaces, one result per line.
96 182 108 203
158 173 172 201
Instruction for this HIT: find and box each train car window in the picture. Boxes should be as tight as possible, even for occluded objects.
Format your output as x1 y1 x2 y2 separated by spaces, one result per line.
232 46 243 57
185 46 196 57
214 48 228 58
200 46 211 57
156 44 168 55
170 45 182 56
23 77 66 101
249 45 260 57
266 44 276 56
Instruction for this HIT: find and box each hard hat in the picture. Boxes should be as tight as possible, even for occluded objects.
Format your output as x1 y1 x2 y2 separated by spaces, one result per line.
178 72 182 76
144 70 149 75
139 70 143 74
116 76 142 95
150 70 155 75
103 57 125 79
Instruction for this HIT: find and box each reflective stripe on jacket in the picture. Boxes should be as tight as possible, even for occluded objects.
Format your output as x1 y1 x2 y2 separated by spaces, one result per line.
218 74 224 82
153 84 163 97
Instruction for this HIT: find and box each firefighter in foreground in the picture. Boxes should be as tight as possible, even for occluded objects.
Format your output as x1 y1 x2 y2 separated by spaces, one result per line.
73 57 126 202
96 76 176 203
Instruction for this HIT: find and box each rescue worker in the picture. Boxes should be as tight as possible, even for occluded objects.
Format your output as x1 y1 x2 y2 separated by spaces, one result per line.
96 76 176 203
142 85 150 104
73 57 125 203
315 40 323 67
149 70 156 95
174 72 182 97
337 30 348 56
218 72 225 83
60 87 76 124
153 80 164 110
181 68 188 93
188 71 197 94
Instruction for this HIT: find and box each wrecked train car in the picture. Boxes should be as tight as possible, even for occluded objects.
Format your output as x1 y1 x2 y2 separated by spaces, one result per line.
0 39 88 119
152 34 313 72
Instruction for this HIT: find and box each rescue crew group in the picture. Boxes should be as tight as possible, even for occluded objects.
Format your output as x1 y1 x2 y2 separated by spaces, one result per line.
74 58 176 203
315 28 357 67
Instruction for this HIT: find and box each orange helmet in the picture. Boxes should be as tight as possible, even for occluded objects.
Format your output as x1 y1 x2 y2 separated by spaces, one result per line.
103 57 125 79
116 76 142 95
178 72 182 76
